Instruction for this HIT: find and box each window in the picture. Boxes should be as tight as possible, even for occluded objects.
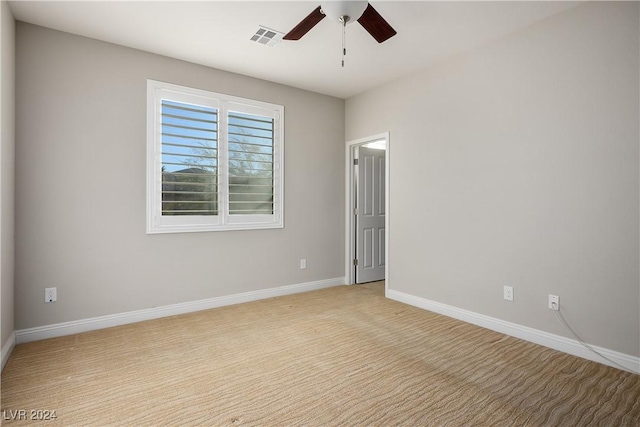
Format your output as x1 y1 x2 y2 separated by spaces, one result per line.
147 80 283 233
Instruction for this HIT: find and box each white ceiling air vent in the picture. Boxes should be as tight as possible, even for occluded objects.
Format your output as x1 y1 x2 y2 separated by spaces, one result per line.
250 26 284 47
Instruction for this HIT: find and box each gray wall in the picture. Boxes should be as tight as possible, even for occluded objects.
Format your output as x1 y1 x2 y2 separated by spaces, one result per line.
1 0 15 352
346 2 639 356
15 23 345 330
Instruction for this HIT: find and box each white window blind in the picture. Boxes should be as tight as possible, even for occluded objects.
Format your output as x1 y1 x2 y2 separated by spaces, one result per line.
161 100 219 216
147 80 284 233
228 111 274 215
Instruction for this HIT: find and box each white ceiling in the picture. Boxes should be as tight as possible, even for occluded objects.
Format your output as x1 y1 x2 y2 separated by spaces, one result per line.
8 1 580 99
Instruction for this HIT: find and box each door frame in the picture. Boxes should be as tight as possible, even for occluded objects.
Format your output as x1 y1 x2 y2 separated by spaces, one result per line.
345 132 390 292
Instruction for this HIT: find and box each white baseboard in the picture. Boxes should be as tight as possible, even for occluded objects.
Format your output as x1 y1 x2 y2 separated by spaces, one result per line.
1 331 16 371
16 277 345 344
387 289 640 374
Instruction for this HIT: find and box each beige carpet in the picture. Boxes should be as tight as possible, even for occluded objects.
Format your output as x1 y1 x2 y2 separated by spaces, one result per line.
356 280 385 296
2 285 639 426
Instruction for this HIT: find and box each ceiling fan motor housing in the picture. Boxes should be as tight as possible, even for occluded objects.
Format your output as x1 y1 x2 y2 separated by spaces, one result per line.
321 1 368 24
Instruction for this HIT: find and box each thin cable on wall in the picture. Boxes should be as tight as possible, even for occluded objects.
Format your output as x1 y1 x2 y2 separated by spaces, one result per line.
551 301 629 372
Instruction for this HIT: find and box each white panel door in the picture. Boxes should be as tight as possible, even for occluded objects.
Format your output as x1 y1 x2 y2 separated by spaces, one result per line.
356 147 385 283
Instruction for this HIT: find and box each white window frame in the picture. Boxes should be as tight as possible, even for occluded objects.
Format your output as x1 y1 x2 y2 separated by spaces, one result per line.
147 80 284 233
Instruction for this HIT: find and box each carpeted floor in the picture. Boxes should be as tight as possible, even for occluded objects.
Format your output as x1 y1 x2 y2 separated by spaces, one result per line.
2 285 639 426
356 280 385 296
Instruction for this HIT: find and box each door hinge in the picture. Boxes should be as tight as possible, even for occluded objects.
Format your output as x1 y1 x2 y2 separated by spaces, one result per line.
353 158 359 165
353 259 359 266
354 208 358 216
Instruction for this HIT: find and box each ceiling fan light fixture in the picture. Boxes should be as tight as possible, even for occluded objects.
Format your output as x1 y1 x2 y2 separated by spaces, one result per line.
321 1 368 24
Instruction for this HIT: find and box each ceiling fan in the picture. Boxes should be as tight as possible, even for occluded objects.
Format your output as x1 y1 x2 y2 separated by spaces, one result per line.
283 1 396 43
283 1 397 66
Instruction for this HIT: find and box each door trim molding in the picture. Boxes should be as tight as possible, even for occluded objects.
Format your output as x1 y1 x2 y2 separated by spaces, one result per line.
345 132 390 291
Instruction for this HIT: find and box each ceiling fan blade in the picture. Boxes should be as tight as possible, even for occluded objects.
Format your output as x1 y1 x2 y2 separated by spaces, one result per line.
283 6 326 41
357 4 397 43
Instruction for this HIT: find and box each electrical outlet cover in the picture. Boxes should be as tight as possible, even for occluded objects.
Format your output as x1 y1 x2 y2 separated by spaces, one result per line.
45 287 57 303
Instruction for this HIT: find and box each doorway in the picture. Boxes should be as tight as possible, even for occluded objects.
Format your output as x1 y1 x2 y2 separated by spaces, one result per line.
345 133 389 290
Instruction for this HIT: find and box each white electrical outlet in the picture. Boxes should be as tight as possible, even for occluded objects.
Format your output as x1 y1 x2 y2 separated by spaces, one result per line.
300 259 307 269
549 294 559 310
503 286 514 301
45 287 57 303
